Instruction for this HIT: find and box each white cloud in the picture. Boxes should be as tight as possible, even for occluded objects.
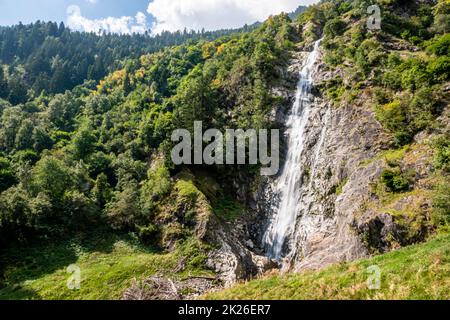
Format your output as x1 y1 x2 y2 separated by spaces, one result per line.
66 5 148 35
86 0 98 4
147 0 318 34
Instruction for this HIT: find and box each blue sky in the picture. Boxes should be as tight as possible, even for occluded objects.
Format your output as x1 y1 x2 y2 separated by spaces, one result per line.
0 0 150 26
0 0 319 34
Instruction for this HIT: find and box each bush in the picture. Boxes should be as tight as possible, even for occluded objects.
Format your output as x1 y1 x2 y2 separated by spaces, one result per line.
426 34 450 56
324 18 347 37
375 100 406 133
11 149 40 165
355 39 384 76
0 187 52 245
0 187 34 245
31 156 73 201
432 180 450 226
140 163 172 213
137 224 160 245
63 191 100 227
381 168 410 193
376 86 441 147
399 58 431 91
432 135 450 172
427 56 450 81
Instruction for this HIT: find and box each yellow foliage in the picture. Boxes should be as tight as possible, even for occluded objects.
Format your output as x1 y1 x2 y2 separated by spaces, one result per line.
211 78 221 88
202 43 215 59
217 43 226 55
135 68 145 81
140 54 155 67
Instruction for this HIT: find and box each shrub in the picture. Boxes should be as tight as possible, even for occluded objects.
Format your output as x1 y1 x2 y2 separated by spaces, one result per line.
137 224 160 245
375 100 406 133
427 56 450 81
140 163 172 213
11 149 40 165
381 168 410 193
324 18 347 37
63 191 99 227
426 34 450 56
432 135 450 172
399 58 431 91
432 180 450 226
31 156 73 201
0 187 52 245
0 186 34 245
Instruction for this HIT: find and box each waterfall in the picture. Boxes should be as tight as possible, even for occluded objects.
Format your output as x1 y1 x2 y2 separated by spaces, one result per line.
263 39 323 261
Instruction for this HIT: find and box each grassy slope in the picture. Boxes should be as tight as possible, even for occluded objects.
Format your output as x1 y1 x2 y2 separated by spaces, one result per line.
206 233 450 300
0 230 210 300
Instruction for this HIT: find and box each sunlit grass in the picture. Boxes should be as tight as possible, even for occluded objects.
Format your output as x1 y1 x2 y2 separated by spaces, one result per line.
0 231 210 300
206 233 450 300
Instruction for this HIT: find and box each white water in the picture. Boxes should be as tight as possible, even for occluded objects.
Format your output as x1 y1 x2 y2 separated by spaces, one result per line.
263 39 323 260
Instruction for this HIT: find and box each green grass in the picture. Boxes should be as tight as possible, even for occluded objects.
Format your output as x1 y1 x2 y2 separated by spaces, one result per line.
206 233 450 300
359 146 410 168
0 230 211 300
335 177 349 196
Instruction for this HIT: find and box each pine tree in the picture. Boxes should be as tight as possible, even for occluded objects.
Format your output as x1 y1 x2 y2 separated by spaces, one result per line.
0 67 7 99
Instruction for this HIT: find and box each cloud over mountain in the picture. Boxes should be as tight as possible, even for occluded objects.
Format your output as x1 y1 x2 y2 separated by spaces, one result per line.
67 5 147 34
147 0 318 34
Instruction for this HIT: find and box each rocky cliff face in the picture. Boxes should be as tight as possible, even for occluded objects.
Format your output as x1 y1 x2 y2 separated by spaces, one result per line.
207 40 442 283
253 48 381 272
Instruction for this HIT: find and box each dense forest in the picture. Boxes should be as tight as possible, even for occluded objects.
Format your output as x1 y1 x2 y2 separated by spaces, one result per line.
0 21 257 105
0 9 298 248
0 0 449 300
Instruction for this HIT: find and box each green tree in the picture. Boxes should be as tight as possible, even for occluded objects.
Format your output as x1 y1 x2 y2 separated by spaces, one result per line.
47 92 81 131
32 156 73 201
0 107 22 151
0 157 16 192
91 173 112 208
173 65 217 132
15 119 34 150
324 18 346 37
0 68 7 99
71 125 97 160
106 180 142 230
32 126 53 152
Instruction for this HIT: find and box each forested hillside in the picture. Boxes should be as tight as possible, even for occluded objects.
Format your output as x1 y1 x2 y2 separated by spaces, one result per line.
0 21 254 105
0 0 449 300
0 11 297 298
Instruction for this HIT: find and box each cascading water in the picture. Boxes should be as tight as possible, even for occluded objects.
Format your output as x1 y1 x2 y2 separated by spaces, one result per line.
263 39 323 261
